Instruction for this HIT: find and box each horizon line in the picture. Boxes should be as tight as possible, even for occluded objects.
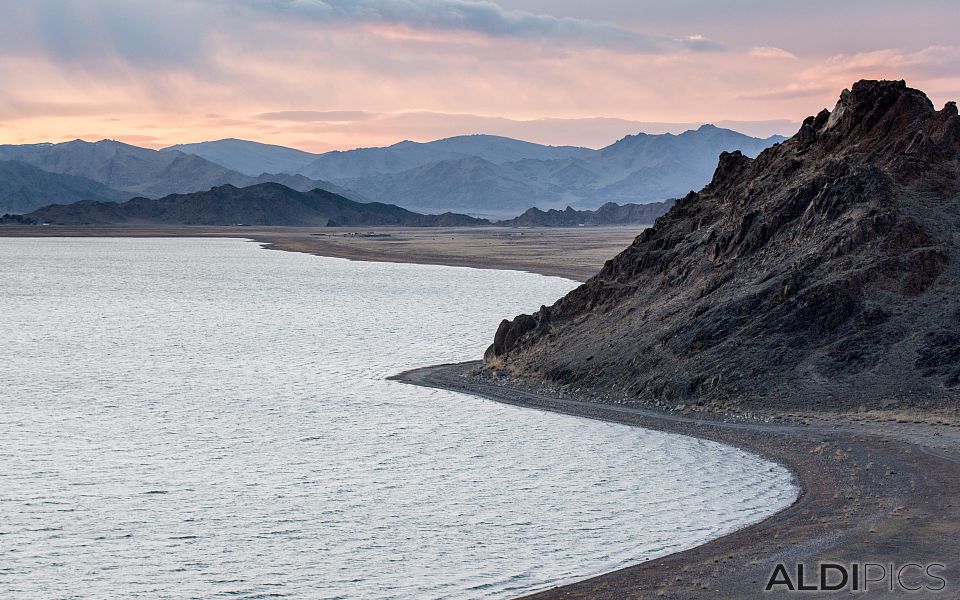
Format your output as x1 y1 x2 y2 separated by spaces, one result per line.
3 122 799 155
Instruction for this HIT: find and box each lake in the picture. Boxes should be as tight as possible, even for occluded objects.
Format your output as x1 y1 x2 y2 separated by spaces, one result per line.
0 238 796 599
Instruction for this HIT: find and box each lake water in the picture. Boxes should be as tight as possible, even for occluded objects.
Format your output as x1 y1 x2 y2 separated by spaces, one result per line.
0 238 797 599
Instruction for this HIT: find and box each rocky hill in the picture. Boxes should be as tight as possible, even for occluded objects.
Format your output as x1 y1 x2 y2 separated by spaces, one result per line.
486 80 960 410
6 183 488 227
499 200 676 227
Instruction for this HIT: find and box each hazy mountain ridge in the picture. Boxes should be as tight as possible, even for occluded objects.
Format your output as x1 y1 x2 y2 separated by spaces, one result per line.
0 160 130 214
162 138 318 176
334 156 543 215
5 182 488 227
0 140 346 201
294 135 591 181
486 80 960 409
338 126 786 215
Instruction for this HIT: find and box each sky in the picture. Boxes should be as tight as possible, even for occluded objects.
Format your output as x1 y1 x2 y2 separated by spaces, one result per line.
0 0 957 152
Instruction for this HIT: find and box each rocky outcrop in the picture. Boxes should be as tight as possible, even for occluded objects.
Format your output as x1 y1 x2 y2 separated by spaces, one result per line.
486 80 960 410
498 200 676 227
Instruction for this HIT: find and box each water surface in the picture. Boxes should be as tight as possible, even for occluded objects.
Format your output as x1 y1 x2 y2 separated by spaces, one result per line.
0 238 796 599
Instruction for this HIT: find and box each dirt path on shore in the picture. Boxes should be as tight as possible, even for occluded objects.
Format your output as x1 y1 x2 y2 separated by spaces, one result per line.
392 362 960 599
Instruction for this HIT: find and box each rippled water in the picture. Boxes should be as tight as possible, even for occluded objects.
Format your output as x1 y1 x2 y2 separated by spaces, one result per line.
0 238 796 599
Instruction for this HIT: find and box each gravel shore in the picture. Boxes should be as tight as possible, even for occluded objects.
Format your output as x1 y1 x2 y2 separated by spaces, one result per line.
392 361 960 599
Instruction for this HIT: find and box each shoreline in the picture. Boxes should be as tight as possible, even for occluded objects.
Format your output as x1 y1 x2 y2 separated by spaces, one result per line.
391 362 960 599
0 225 648 282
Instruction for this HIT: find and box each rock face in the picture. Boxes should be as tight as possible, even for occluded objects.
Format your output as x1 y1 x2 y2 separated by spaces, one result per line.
8 183 490 227
486 80 960 410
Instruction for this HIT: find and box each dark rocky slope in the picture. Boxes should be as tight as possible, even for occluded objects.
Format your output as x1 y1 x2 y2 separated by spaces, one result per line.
6 183 488 227
486 80 960 410
499 200 675 227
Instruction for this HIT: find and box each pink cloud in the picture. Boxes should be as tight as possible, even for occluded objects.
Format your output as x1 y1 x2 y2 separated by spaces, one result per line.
750 46 797 60
0 3 955 150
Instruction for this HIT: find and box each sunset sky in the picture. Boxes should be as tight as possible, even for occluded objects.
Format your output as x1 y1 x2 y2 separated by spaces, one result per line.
1 0 957 152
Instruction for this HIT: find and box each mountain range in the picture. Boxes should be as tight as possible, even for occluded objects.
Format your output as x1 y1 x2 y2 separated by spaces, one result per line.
290 135 591 182
4 180 674 228
170 128 785 217
6 183 487 227
339 126 783 215
486 80 960 409
0 140 346 214
0 128 785 218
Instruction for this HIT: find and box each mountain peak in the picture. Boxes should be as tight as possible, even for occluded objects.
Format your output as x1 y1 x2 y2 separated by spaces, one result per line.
788 79 960 178
842 79 929 113
801 80 936 143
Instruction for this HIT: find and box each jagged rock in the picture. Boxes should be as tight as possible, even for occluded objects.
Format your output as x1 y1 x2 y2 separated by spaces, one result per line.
497 200 676 227
486 80 960 410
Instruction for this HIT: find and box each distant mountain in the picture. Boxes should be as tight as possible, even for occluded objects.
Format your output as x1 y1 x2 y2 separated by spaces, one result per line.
0 129 785 218
0 140 346 200
6 183 489 227
337 126 786 215
499 200 676 227
411 135 592 164
296 134 591 181
162 138 317 176
336 156 543 216
0 160 129 214
580 125 785 203
248 172 364 199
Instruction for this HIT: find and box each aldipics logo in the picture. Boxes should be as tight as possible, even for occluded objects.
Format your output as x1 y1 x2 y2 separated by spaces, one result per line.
765 563 948 593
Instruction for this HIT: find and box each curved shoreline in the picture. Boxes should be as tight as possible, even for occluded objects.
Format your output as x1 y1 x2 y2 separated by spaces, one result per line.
391 362 960 599
5 227 959 596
